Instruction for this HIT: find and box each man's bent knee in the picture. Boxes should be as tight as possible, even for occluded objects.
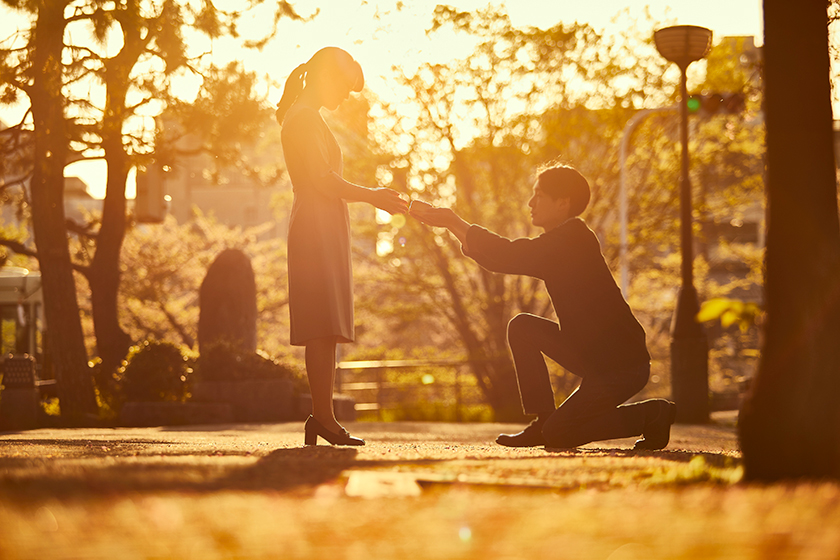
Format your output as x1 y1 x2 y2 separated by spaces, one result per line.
507 313 535 345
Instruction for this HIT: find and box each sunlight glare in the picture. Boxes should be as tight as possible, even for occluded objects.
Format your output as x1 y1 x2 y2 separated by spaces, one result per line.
0 0 767 199
390 213 406 229
376 231 394 256
459 526 472 542
375 209 392 225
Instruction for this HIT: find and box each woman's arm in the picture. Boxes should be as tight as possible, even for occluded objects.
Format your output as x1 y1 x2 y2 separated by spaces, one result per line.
283 108 407 215
322 172 407 215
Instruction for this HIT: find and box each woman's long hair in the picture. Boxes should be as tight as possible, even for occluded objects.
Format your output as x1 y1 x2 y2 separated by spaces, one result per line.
275 47 364 126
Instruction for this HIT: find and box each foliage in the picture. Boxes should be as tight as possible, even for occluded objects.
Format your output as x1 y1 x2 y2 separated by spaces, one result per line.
157 61 282 184
89 357 119 422
104 211 291 356
119 340 192 403
193 340 306 392
336 6 766 419
39 397 60 417
640 455 743 487
0 0 303 409
697 297 764 333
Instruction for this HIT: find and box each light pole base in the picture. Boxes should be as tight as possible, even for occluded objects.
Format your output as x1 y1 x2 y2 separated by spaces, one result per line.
670 335 709 424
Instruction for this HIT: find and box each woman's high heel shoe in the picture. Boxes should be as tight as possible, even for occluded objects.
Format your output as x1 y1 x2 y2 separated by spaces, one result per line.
304 416 365 446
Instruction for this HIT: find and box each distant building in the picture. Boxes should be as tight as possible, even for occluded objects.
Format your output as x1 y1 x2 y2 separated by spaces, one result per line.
63 176 102 224
0 173 103 235
162 158 285 236
150 115 290 238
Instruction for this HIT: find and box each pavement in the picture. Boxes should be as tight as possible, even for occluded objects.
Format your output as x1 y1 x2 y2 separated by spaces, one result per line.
10 412 840 560
0 412 740 498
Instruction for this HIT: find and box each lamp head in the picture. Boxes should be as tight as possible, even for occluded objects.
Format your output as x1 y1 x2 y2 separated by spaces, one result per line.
654 25 712 68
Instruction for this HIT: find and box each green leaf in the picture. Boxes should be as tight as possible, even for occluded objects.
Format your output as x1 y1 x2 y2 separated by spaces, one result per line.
697 297 734 323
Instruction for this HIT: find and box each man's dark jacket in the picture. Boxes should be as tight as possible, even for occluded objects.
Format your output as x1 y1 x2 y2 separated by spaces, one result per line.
464 218 650 375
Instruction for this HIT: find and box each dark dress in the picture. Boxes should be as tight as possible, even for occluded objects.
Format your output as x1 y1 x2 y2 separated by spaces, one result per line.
281 103 354 346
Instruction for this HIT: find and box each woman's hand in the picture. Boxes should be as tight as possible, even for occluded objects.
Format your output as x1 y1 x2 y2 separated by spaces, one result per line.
409 200 456 228
368 188 409 215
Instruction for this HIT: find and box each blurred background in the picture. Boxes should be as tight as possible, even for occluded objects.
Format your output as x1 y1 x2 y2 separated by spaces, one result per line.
0 0 832 424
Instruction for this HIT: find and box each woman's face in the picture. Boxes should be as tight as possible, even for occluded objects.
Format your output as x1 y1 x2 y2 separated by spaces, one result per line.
309 63 356 110
323 79 352 110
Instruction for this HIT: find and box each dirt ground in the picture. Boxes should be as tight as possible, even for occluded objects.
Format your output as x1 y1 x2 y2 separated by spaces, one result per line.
1 414 838 559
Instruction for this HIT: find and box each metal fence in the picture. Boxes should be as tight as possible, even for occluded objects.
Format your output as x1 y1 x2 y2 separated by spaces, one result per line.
335 358 481 421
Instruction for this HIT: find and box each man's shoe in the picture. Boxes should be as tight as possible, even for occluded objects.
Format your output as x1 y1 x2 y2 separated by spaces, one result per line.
496 417 548 447
634 400 677 450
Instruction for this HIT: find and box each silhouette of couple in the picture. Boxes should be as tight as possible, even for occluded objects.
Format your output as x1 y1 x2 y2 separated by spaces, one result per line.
277 47 676 451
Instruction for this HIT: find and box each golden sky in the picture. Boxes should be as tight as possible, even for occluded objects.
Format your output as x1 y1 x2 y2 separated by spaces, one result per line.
1 0 766 198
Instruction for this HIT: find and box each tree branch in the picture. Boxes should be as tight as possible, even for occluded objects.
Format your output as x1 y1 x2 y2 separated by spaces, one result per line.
0 237 37 259
158 301 195 348
66 218 100 239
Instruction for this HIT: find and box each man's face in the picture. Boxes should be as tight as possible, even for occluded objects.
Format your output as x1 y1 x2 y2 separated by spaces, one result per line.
528 182 570 230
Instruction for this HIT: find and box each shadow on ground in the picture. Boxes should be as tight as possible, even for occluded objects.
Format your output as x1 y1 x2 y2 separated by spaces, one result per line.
0 420 741 501
0 445 366 499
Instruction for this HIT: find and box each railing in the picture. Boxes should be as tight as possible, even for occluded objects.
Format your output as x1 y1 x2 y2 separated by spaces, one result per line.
336 358 475 421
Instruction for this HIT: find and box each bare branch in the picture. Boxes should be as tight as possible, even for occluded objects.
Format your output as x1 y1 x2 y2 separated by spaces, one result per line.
159 301 195 348
0 174 32 189
66 218 100 239
0 237 37 258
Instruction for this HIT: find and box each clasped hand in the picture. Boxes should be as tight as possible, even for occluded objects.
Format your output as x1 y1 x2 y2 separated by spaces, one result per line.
408 199 455 228
370 187 409 215
369 188 455 229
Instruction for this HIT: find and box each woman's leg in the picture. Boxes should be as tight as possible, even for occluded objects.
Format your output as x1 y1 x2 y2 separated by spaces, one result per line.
304 336 342 433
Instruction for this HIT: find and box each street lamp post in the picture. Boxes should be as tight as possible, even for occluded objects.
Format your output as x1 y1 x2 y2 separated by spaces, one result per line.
654 25 712 424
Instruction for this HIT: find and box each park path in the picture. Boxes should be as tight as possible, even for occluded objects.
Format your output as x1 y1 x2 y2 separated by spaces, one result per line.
0 413 739 498
8 414 840 560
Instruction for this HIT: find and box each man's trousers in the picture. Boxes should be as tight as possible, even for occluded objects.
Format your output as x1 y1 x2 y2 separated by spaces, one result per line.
507 313 662 448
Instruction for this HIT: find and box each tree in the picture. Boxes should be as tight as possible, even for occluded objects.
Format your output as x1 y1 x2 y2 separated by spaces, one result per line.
66 1 295 379
345 6 679 420
1 0 301 412
738 0 840 480
111 212 289 360
80 0 198 385
13 0 98 420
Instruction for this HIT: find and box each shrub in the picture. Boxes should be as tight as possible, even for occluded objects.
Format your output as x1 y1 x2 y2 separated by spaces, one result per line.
120 340 192 403
194 341 306 392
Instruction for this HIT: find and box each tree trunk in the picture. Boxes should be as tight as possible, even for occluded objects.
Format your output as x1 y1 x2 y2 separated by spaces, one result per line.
87 21 149 377
29 0 97 421
738 0 840 480
88 150 132 377
89 94 132 377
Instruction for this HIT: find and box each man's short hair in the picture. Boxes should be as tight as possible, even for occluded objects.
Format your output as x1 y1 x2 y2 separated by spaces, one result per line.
537 165 591 217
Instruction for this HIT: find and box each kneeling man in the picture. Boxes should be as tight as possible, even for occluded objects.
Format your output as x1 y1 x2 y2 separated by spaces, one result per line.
410 164 675 449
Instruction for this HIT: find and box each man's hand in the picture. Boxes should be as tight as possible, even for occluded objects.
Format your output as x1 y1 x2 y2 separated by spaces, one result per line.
369 188 409 215
409 200 456 227
409 199 471 248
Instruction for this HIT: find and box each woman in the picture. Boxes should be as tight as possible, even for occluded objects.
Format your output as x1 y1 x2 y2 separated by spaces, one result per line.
277 47 407 446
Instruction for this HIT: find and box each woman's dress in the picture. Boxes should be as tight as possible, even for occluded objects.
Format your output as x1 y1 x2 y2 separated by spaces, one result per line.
281 103 354 346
